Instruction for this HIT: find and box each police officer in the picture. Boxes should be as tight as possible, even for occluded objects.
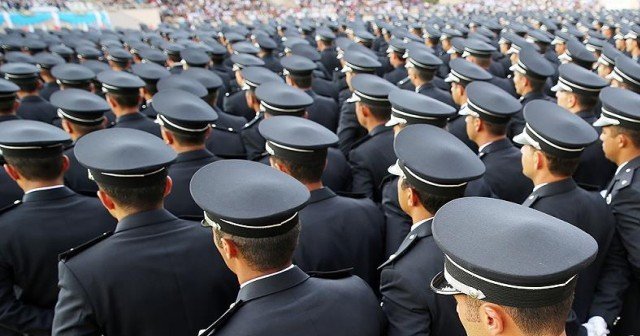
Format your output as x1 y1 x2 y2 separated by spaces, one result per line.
1 62 59 125
405 48 456 108
431 197 598 336
0 79 23 208
381 88 457 257
52 128 238 336
552 63 616 190
380 124 485 336
462 38 506 78
191 160 385 335
0 120 115 335
607 55 640 94
260 116 383 291
131 62 170 119
586 87 640 336
347 74 396 202
34 52 65 101
154 89 219 219
106 48 133 71
50 63 96 92
383 38 409 85
558 39 598 70
316 27 340 76
255 35 282 74
223 54 266 120
51 89 110 196
596 43 624 80
461 81 532 203
513 100 615 324
97 69 161 137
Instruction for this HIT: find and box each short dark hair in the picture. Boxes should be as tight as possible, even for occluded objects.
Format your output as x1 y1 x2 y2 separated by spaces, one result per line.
572 93 599 110
107 92 140 108
0 98 16 111
168 129 208 146
400 178 463 214
168 54 182 63
97 173 167 211
289 74 312 89
362 103 391 121
271 155 325 184
612 125 640 148
543 152 581 176
60 82 92 91
213 223 299 271
144 84 159 95
527 76 546 93
462 290 574 336
67 121 105 136
483 119 508 136
415 68 436 82
16 81 38 93
621 82 640 94
4 155 64 180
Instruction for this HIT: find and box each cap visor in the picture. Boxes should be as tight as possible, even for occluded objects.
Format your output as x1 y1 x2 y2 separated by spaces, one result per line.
506 47 518 55
458 105 473 116
340 66 352 73
346 92 361 103
444 73 457 83
461 51 470 58
446 48 456 55
387 162 404 177
558 53 571 62
593 115 620 127
385 115 405 127
430 271 462 296
513 132 532 147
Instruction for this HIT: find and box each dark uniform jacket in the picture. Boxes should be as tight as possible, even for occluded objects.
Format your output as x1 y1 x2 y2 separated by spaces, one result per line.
480 138 532 203
573 110 616 191
113 112 162 138
223 90 253 121
416 82 456 109
379 219 466 336
240 113 266 161
305 90 339 133
140 100 157 119
447 112 478 153
0 170 22 209
349 125 396 203
0 187 115 335
64 144 99 196
295 187 384 292
508 91 555 141
52 209 238 336
320 48 340 77
383 66 408 86
206 107 247 159
165 149 219 219
200 266 385 336
312 77 339 102
589 157 640 335
17 95 59 125
337 99 367 156
523 178 615 322
39 82 59 101
261 53 283 74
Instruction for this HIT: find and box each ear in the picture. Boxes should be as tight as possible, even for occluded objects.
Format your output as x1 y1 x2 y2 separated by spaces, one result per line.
568 93 578 109
61 155 70 174
12 100 19 112
474 117 483 132
285 76 293 86
164 176 173 197
408 187 421 207
61 119 73 134
4 164 20 182
302 111 309 119
106 94 117 109
533 149 545 170
360 104 372 119
203 126 212 140
618 132 629 149
480 303 506 335
97 189 116 211
220 236 240 259
160 128 174 145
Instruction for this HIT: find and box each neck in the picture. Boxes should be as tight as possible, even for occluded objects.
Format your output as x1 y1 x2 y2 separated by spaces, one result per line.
567 104 588 114
237 263 293 287
113 107 139 117
20 178 65 193
409 206 433 225
17 91 37 99
475 134 505 148
365 119 386 133
616 151 640 167
519 87 536 97
632 48 640 58
172 143 206 154
304 181 324 192
317 43 327 52
412 77 427 88
531 171 569 187
113 204 163 221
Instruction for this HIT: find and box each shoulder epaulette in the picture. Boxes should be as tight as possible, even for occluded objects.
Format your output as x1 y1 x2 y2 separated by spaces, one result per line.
59 231 113 262
211 123 238 133
307 268 354 279
0 200 21 215
242 117 261 129
199 300 245 336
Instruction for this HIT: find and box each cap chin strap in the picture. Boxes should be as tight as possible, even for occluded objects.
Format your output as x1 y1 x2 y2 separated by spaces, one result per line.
444 265 486 300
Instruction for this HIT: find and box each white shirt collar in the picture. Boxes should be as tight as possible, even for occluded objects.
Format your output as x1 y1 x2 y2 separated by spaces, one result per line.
616 161 630 175
24 185 65 195
414 84 423 93
239 264 295 289
478 141 496 153
532 183 548 193
410 217 433 233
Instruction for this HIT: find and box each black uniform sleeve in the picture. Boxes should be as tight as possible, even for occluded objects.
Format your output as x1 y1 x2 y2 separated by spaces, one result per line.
52 262 100 336
349 149 374 200
337 103 364 156
380 267 431 336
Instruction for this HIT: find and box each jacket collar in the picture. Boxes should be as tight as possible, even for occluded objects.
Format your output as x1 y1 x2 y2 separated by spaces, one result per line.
308 187 337 204
379 218 433 269
237 265 309 302
416 81 434 93
479 138 513 156
20 95 45 103
116 112 146 123
115 209 178 233
576 109 596 123
523 178 576 207
22 186 76 202
519 91 546 102
304 89 317 98
175 149 216 163
0 114 19 122
370 124 393 137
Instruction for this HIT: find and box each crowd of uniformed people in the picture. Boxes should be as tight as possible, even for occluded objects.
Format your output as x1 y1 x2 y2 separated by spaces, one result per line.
0 4 638 336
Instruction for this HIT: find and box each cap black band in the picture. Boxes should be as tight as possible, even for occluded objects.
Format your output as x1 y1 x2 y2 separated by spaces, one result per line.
467 100 512 124
89 167 168 187
203 211 300 238
57 109 106 126
399 160 468 197
0 144 65 158
524 124 585 158
265 140 328 165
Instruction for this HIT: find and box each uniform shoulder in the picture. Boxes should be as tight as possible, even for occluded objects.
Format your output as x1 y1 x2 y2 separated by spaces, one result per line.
59 231 114 262
0 200 22 216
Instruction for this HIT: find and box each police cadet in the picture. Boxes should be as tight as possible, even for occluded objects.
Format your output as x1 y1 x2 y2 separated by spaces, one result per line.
336 50 382 155
347 74 396 202
558 39 597 70
0 120 115 335
106 48 133 72
596 43 624 80
607 55 640 94
223 54 266 120
255 35 282 74
154 89 219 219
97 69 161 137
1 62 59 125
513 100 615 325
460 81 532 203
0 79 23 208
380 124 485 336
191 160 385 336
50 89 110 196
381 88 457 257
181 68 248 159
52 128 237 336
405 47 456 108
259 116 383 291
180 48 211 70
445 58 493 152
586 87 640 336
430 197 598 336
34 52 65 101
316 27 340 76
239 69 287 161
552 63 616 190
624 25 640 62
508 46 556 139
281 55 339 132
131 62 170 119
50 63 96 92
462 38 506 78
383 38 409 85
